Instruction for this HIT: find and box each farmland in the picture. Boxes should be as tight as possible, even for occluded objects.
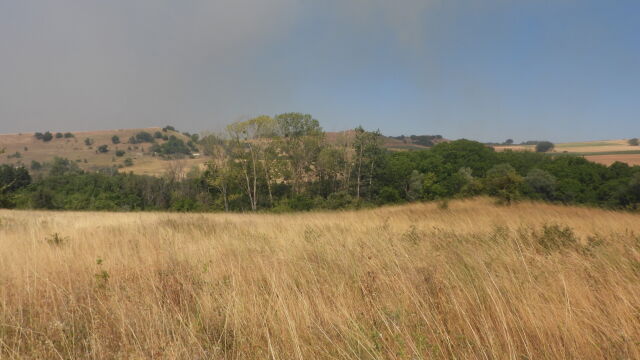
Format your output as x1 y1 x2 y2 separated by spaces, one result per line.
494 139 640 166
1 198 639 359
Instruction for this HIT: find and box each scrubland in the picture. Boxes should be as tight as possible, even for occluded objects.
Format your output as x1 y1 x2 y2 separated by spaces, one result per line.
1 198 640 359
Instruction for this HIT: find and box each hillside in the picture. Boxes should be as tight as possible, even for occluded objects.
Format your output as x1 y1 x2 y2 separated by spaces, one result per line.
0 128 208 176
2 198 640 358
493 139 640 166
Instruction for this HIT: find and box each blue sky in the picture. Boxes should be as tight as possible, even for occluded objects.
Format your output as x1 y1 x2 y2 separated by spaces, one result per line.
0 0 638 142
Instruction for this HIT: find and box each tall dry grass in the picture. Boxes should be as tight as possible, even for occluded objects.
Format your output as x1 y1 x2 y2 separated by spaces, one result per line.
1 198 640 359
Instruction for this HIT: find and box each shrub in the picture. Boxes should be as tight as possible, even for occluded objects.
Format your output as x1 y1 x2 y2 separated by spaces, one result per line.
30 160 43 171
112 135 120 144
55 132 63 139
378 186 402 204
124 158 134 167
532 224 578 252
535 141 555 153
115 150 125 157
154 131 163 139
97 145 109 153
134 132 154 143
46 232 67 246
63 132 74 138
162 125 176 132
629 138 639 146
85 138 94 146
42 131 53 142
485 164 523 204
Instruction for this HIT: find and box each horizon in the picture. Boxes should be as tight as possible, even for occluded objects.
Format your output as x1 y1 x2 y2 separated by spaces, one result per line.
1 1 639 143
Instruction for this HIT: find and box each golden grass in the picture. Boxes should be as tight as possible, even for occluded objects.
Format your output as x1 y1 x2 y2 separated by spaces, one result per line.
0 128 206 176
1 198 640 359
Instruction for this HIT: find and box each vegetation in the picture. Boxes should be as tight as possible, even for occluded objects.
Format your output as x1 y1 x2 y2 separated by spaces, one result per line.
150 135 192 157
34 131 53 142
63 132 75 138
115 150 125 157
97 144 109 153
55 132 63 139
129 131 155 144
535 141 555 152
1 114 640 212
629 138 639 146
84 137 94 146
1 199 640 358
111 135 120 144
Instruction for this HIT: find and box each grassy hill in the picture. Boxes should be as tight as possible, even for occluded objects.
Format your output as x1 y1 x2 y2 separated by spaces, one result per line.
0 128 208 176
1 198 640 358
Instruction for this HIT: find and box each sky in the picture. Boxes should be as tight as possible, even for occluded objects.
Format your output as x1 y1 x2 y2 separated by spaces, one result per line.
0 0 638 142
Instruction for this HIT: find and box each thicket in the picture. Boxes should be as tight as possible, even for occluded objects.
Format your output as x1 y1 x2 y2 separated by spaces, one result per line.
2 114 640 212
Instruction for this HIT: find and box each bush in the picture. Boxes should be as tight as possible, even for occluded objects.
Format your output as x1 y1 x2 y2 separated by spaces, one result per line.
55 132 63 139
154 131 163 139
112 135 120 144
97 145 109 153
378 186 402 204
162 125 176 132
629 138 639 146
325 191 354 209
115 150 125 157
485 164 523 204
532 224 578 252
85 138 94 146
63 132 74 138
535 141 555 153
124 158 134 167
134 132 154 143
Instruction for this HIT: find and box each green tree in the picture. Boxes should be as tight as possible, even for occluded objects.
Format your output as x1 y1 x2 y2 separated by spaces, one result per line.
484 164 524 204
112 135 120 144
628 138 639 146
525 168 556 199
535 141 555 153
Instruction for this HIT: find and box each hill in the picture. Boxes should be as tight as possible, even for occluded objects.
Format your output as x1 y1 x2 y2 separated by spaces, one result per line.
493 139 640 166
2 198 640 358
0 128 208 176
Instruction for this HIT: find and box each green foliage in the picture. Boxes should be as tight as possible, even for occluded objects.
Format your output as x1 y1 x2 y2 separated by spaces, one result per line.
484 164 523 204
3 116 640 213
162 125 176 132
153 131 163 139
112 135 120 144
97 145 109 153
55 132 63 139
64 132 75 138
84 138 94 146
132 131 154 143
535 141 555 153
150 135 191 157
629 138 639 146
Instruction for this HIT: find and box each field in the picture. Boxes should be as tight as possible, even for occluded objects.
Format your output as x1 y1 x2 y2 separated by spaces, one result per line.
494 139 640 166
0 129 207 177
1 198 640 359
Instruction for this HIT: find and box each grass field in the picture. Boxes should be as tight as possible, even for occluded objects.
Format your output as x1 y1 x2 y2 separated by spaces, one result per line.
1 198 640 359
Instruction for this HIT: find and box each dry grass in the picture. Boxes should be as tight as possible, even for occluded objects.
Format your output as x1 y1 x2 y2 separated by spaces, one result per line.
1 198 640 359
0 128 207 176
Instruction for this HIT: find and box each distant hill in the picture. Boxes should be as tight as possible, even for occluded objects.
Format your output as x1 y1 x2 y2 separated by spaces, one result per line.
0 128 207 176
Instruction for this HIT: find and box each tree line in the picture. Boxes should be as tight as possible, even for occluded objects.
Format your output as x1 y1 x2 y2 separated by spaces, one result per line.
2 113 640 211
